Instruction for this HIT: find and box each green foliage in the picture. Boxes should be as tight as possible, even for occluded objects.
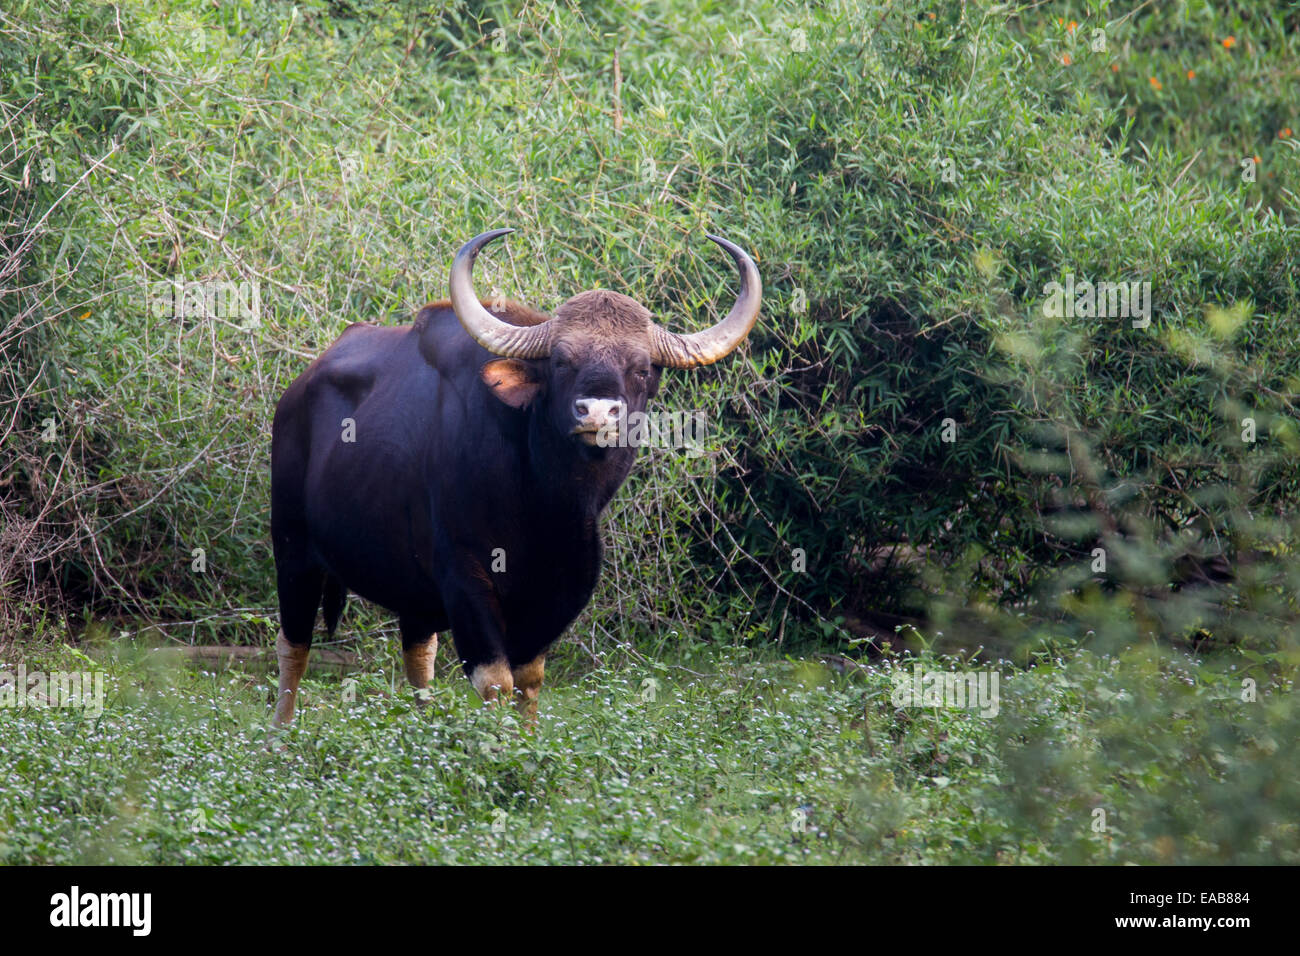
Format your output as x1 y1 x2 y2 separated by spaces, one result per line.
3 0 1297 650
3 0 1298 867
1 638 1294 864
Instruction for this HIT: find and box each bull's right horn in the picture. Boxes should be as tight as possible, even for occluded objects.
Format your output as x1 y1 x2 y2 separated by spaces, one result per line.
449 229 553 358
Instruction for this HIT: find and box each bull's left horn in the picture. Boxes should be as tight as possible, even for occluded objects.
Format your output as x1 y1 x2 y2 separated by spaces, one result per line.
449 228 553 358
649 234 762 369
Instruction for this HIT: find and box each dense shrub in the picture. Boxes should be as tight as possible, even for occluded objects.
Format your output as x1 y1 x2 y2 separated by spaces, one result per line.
2 0 1298 870
1 0 1297 659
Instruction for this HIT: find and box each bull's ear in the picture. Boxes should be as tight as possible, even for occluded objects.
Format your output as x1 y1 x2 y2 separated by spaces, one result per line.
481 358 545 409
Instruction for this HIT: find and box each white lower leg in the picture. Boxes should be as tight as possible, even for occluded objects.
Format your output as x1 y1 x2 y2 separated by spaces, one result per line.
469 660 514 704
273 630 310 726
512 655 545 727
403 635 438 689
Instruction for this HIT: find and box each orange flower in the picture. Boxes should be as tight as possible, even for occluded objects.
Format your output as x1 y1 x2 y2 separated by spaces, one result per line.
1149 76 1162 90
1186 69 1195 80
927 11 935 19
1067 20 1078 33
1222 36 1236 49
1111 63 1119 72
1062 53 1072 65
1254 155 1262 164
1281 128 1293 139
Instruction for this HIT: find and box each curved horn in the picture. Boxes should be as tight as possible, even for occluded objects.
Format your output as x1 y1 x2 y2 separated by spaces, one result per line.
448 228 552 358
650 234 762 369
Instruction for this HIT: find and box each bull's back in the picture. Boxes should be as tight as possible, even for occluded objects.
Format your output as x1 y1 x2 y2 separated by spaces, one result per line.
274 323 445 613
271 301 568 636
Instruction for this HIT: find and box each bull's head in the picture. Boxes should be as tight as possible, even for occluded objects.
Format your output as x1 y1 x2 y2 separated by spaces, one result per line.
449 229 761 449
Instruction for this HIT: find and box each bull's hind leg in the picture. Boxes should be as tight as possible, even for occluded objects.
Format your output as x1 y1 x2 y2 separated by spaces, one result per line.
274 631 311 726
272 561 323 727
400 618 438 702
511 655 545 728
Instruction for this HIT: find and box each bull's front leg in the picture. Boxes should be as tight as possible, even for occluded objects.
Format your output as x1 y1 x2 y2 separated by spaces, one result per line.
442 574 516 708
469 659 515 703
511 655 545 728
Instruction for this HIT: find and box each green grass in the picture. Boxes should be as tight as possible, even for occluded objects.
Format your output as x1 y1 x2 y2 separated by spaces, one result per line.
3 637 1295 864
3 0 1299 865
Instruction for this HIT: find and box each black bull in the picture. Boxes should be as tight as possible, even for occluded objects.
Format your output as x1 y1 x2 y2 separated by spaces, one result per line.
270 230 761 726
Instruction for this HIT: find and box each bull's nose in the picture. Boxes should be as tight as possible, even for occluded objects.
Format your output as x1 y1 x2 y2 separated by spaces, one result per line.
574 398 623 422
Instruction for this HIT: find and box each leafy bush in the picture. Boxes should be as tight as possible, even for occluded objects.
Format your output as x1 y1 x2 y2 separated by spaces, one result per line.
0 0 1296 658
2 0 1299 865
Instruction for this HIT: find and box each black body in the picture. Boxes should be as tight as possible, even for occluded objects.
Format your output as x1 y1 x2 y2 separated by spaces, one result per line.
270 302 647 673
